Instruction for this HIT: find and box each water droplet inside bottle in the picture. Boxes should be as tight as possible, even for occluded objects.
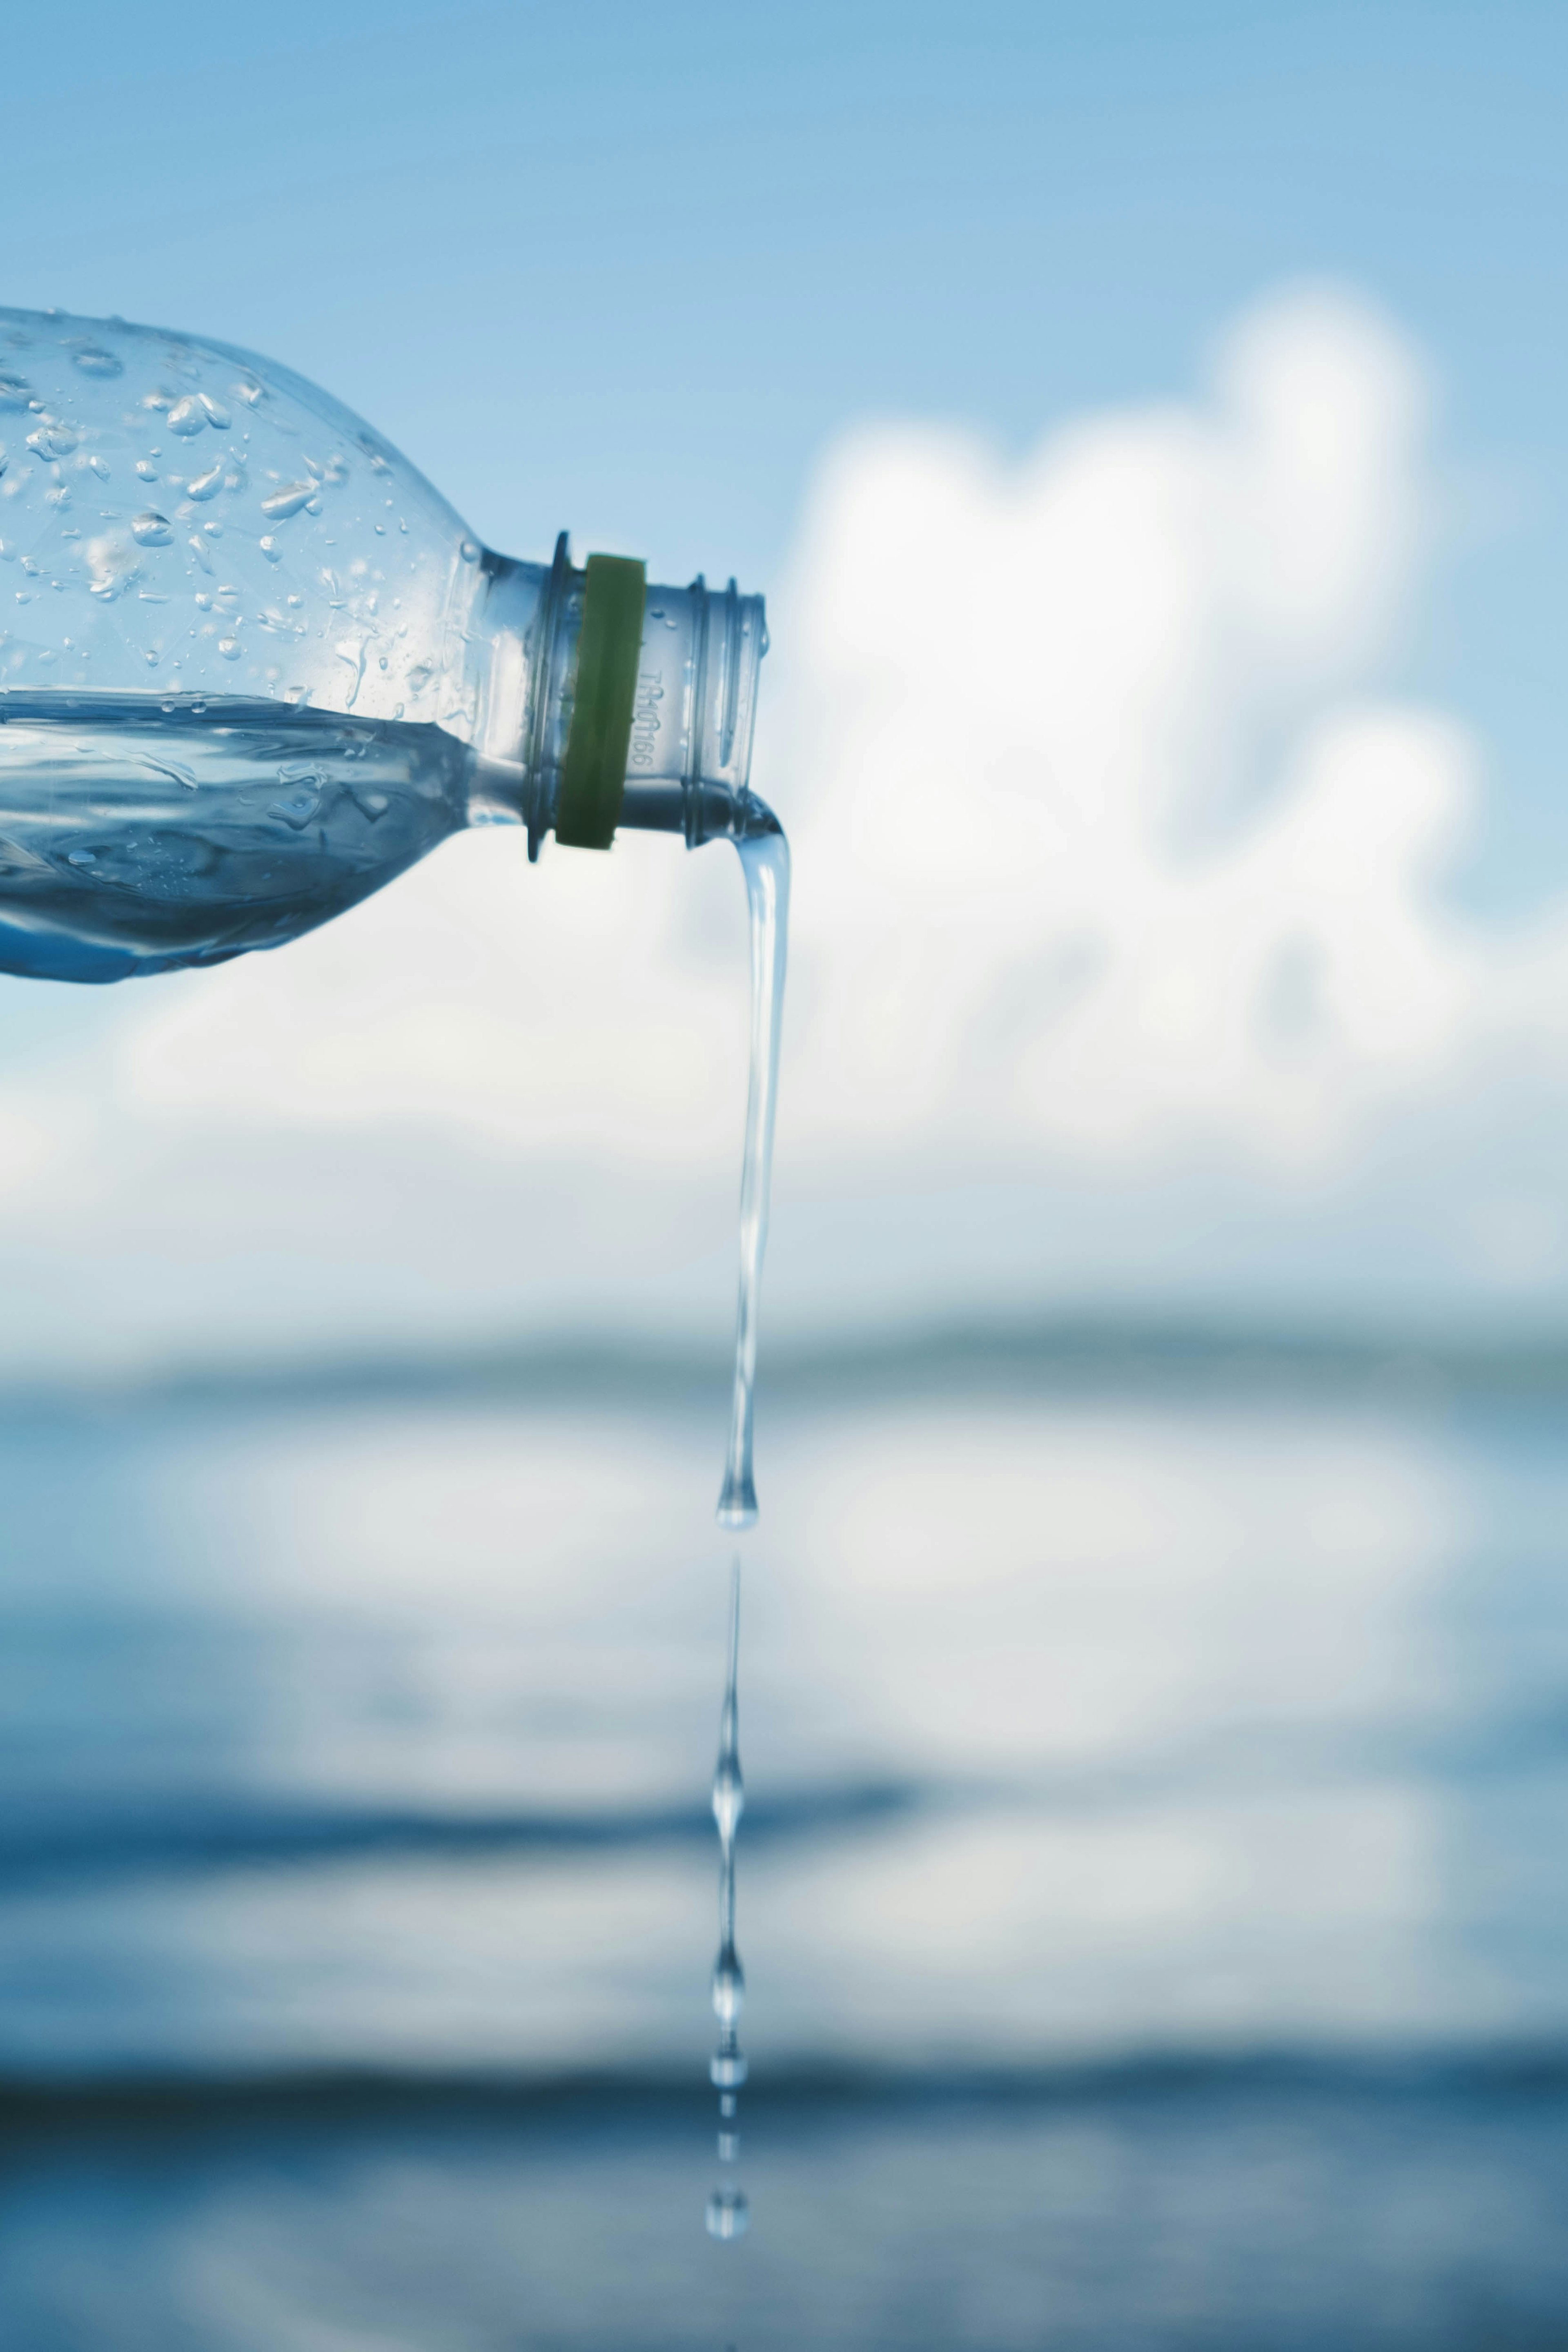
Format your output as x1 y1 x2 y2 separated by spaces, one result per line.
261 481 316 521
71 345 123 378
705 2189 749 2242
131 512 172 546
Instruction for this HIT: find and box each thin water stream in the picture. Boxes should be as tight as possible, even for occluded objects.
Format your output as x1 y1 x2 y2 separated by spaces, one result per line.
705 815 788 2254
706 1557 748 2242
717 822 791 1530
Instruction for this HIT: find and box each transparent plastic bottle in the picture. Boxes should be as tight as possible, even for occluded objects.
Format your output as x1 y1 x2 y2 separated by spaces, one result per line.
0 306 769 982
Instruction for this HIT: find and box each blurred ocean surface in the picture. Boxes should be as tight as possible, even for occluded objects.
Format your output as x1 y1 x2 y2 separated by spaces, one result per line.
5 1335 1568 2348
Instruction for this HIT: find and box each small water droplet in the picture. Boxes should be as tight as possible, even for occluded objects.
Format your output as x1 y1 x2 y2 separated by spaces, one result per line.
131 512 172 546
231 378 264 407
261 481 316 521
711 1945 745 2028
166 395 207 437
134 459 158 483
0 373 31 410
705 2189 749 2242
86 455 110 481
188 534 214 575
216 637 242 661
185 461 224 502
197 392 230 428
26 421 78 461
67 849 96 867
258 535 281 562
71 344 123 379
459 538 481 563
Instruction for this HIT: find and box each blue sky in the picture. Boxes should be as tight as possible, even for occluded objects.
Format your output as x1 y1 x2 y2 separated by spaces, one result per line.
7 1 1568 1363
7 0 1568 909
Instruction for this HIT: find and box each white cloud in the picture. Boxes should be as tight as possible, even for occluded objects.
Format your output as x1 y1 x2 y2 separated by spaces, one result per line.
3 279 1568 1364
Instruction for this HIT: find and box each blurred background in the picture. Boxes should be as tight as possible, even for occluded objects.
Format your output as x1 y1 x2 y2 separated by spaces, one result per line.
7 1 1568 2344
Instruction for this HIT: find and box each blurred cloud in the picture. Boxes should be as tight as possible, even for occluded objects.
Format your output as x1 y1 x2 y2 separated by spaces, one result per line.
4 281 1568 1366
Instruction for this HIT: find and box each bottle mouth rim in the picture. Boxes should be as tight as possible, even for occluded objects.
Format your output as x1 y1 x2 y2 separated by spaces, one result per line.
518 537 768 858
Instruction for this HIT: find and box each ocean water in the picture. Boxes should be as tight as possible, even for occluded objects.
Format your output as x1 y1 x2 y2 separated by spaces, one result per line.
4 1356 1568 2345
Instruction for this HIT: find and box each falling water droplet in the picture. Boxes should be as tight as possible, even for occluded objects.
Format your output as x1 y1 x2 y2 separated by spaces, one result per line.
705 2189 749 2241
131 512 172 546
711 1944 745 2028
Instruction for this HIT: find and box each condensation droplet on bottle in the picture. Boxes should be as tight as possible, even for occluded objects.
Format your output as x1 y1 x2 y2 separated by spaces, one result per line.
231 378 264 408
131 512 172 546
188 534 214 575
258 535 281 562
185 462 224 502
166 395 207 437
134 459 158 483
27 422 78 461
0 373 31 410
71 345 123 379
261 481 315 521
705 2189 749 2241
217 637 242 661
459 538 481 563
86 455 110 481
197 392 230 429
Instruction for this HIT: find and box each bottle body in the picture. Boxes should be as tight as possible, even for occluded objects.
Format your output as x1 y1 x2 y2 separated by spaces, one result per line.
0 307 766 981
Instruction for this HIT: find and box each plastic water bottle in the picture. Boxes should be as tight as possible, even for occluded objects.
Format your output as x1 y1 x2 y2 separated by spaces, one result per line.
0 307 770 982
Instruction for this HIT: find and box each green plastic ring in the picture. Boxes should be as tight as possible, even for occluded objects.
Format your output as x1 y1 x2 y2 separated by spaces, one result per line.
554 552 647 850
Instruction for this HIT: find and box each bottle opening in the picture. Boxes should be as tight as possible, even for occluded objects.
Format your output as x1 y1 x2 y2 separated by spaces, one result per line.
477 539 768 857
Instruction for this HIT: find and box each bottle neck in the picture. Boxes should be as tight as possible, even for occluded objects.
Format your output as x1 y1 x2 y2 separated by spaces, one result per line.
464 536 770 855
